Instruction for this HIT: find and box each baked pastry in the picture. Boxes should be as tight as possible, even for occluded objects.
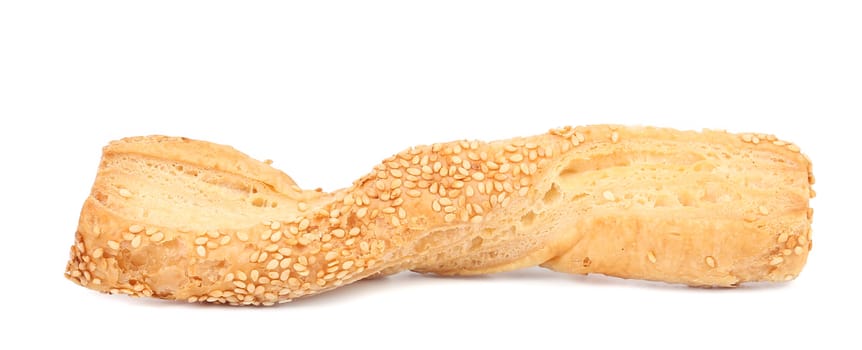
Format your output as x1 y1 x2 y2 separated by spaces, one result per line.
65 125 814 305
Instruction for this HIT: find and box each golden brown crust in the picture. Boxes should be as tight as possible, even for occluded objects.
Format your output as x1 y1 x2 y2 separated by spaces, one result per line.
65 125 814 305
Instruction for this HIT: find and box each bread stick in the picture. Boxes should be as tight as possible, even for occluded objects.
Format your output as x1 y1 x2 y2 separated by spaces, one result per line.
65 125 814 305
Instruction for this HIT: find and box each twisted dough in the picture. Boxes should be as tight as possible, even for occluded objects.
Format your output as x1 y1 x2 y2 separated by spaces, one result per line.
65 125 814 305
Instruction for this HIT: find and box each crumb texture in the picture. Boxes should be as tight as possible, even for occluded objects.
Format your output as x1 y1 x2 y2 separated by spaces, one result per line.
65 125 814 305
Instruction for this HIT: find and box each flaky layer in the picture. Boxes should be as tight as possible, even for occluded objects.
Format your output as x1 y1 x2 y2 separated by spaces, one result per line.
65 125 814 305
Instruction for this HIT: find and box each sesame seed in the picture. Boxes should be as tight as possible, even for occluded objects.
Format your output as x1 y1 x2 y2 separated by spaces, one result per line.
129 224 144 233
444 213 456 222
432 161 443 173
769 257 784 266
298 219 310 230
742 134 752 142
194 237 208 245
236 271 247 281
509 154 524 162
298 202 308 211
432 200 441 212
261 230 272 240
293 263 307 272
92 248 104 259
408 189 422 197
611 132 619 143
705 256 716 268
220 235 231 245
207 231 220 238
778 233 789 243
356 207 368 218
457 167 469 177
794 246 804 255
471 172 485 181
751 136 760 144
237 232 249 242
503 182 514 193
647 251 656 263
107 240 120 250
472 203 484 214
250 270 260 281
602 191 615 201
349 227 361 236
131 235 142 248
465 186 475 197
266 260 279 270
342 261 355 269
270 221 281 230
280 259 292 269
119 188 132 197
196 246 206 257
759 206 769 215
787 144 800 152
797 235 808 245
470 215 483 223
331 229 345 238
150 232 164 242
270 231 283 242
419 165 433 175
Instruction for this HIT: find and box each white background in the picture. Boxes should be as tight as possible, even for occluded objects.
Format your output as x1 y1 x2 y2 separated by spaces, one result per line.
1 1 860 349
